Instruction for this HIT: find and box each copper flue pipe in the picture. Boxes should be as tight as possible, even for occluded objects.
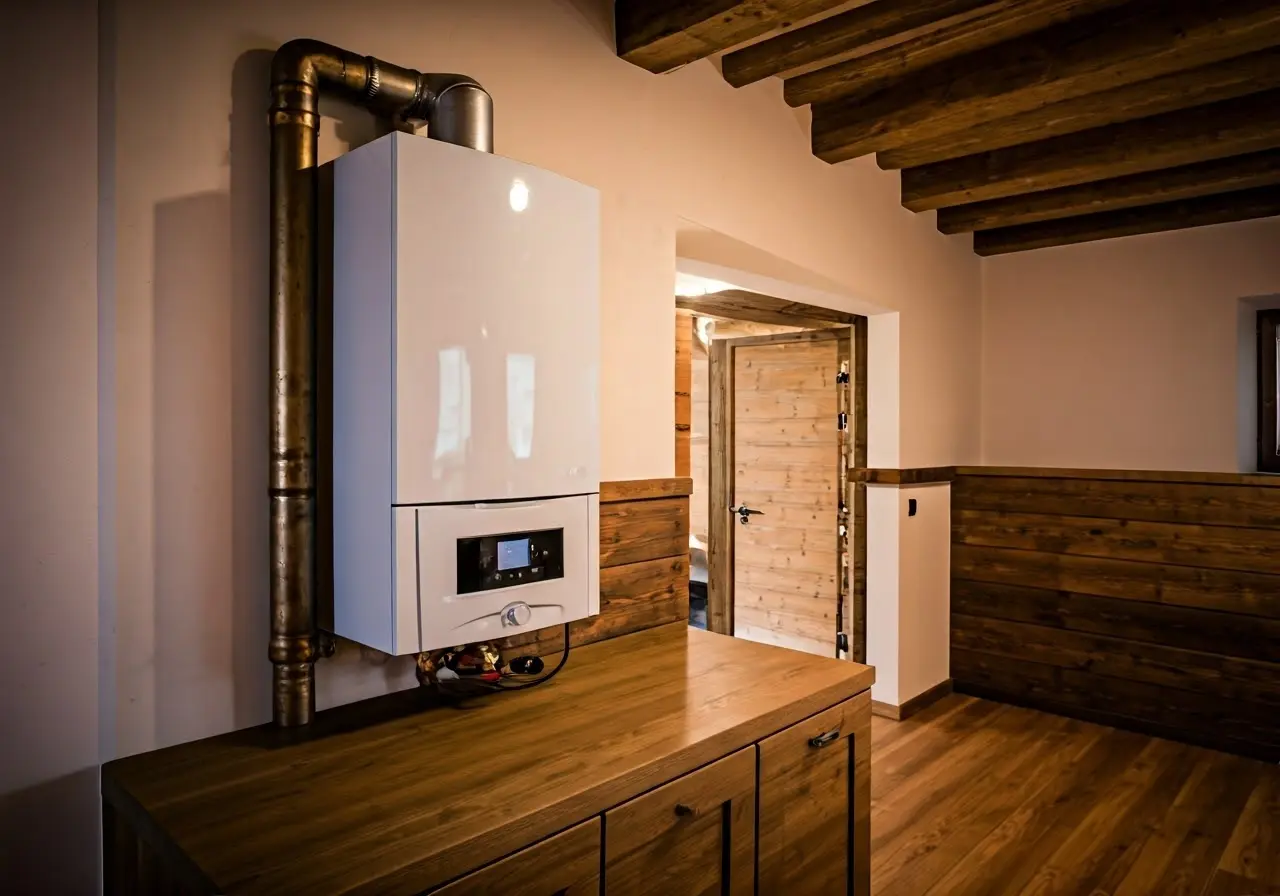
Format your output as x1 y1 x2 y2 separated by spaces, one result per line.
268 39 492 726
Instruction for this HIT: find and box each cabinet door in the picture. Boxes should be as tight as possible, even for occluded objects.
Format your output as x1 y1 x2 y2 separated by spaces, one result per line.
430 817 600 896
758 692 872 896
604 747 755 896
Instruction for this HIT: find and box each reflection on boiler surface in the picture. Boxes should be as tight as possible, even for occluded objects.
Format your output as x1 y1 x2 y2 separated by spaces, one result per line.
434 347 472 479
507 352 535 460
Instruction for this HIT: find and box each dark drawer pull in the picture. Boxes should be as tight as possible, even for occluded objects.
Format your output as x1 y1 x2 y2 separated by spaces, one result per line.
674 803 695 817
808 728 841 749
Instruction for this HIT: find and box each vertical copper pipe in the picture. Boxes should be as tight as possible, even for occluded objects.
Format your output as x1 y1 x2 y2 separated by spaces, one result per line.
268 40 492 726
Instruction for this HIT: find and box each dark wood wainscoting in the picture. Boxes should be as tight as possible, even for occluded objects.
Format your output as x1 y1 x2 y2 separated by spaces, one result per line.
504 478 692 656
950 467 1280 761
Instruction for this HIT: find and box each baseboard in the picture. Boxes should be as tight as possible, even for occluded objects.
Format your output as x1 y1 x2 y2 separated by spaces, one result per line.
872 679 953 722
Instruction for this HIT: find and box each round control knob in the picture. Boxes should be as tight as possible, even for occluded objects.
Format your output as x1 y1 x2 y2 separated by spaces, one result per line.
501 602 533 627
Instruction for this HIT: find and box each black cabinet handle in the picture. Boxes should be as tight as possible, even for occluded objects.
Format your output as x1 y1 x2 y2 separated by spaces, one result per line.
808 728 841 749
675 803 695 817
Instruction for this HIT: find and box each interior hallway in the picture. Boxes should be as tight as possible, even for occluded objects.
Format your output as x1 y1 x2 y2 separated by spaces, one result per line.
871 694 1280 896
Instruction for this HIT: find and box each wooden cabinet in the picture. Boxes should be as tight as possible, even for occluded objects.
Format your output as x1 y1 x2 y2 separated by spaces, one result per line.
758 692 872 896
431 818 601 896
604 748 755 895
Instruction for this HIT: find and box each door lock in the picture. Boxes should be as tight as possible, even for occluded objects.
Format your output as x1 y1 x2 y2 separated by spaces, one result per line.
732 505 765 525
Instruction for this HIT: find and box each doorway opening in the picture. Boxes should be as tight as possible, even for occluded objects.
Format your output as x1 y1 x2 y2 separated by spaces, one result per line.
676 287 868 663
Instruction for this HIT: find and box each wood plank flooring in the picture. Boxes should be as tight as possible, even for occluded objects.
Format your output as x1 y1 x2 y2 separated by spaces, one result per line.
871 694 1280 896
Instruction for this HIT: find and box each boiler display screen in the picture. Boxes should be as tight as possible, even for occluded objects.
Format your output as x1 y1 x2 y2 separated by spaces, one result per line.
497 537 531 571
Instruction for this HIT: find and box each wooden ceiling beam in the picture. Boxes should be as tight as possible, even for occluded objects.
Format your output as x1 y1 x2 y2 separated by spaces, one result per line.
783 0 1121 108
900 89 1280 212
972 185 1280 256
720 0 991 87
615 0 846 73
877 47 1280 170
938 149 1280 234
676 291 856 329
811 0 1280 163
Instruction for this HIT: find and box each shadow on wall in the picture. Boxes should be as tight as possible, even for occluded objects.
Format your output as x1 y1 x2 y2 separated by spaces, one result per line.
0 767 99 893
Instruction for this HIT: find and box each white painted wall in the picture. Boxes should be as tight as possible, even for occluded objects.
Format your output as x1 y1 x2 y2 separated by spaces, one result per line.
982 218 1280 472
0 3 101 892
865 486 901 706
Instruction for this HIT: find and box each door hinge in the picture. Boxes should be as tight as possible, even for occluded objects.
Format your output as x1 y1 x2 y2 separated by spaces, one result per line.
837 412 848 431
837 632 849 653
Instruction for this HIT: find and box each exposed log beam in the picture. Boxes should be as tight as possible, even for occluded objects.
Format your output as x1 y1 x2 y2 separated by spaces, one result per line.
900 89 1280 212
811 0 1280 163
877 48 1280 170
972 185 1280 255
615 0 846 73
721 0 991 87
784 0 1122 108
938 149 1280 233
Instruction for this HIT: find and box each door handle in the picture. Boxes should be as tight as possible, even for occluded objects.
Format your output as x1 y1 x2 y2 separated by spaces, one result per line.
732 505 765 525
808 728 841 749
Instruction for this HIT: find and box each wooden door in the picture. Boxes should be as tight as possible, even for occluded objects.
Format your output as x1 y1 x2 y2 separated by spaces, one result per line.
430 818 601 895
731 333 841 656
603 747 755 896
758 692 872 896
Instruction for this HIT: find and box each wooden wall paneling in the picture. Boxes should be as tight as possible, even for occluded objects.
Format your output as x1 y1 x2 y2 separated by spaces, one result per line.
952 544 1280 619
951 579 1280 665
675 309 693 478
952 473 1280 528
952 507 1280 575
900 89 1280 212
952 467 1280 762
690 330 710 545
708 339 734 636
810 0 1280 162
505 478 690 657
732 337 840 657
878 47 1280 170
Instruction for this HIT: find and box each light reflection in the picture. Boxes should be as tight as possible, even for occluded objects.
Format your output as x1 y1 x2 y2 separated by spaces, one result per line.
506 353 535 460
433 347 471 477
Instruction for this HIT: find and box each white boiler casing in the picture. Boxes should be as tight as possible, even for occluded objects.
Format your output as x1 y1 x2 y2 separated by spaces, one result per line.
332 131 600 656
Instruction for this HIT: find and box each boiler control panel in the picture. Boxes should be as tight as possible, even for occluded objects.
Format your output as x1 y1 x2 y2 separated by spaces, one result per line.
457 527 565 595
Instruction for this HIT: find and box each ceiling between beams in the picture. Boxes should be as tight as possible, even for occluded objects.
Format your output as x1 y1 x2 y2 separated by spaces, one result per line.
614 0 1280 254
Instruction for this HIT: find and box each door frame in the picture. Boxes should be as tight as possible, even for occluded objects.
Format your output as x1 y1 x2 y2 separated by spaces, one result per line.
678 292 868 662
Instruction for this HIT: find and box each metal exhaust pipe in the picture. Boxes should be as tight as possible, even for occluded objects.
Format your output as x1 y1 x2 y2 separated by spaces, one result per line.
268 39 493 726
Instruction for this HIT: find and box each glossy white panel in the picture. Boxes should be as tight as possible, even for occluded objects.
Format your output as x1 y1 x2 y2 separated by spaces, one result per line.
389 133 601 504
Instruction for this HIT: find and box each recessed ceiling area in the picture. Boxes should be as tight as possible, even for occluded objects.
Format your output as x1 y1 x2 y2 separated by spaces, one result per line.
615 0 1280 254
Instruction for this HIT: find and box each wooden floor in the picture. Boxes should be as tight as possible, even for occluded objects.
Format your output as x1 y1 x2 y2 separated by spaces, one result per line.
871 694 1280 896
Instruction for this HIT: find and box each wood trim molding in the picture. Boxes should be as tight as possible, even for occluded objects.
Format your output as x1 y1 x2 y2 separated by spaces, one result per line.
872 679 953 721
858 467 956 485
600 478 693 503
954 466 1280 488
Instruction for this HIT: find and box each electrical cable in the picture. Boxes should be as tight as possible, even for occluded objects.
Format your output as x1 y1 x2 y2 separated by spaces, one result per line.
485 622 571 691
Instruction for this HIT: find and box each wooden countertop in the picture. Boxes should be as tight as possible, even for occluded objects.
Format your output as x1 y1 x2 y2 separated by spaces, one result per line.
103 624 874 895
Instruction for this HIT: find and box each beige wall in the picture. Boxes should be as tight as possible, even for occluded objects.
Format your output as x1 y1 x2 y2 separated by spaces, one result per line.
0 3 101 891
106 0 982 755
981 218 1280 472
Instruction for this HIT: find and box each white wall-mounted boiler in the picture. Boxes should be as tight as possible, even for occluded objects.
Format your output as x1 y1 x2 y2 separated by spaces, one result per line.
331 131 600 656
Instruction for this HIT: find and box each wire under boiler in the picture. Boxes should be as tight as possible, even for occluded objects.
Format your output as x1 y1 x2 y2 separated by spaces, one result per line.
486 623 571 691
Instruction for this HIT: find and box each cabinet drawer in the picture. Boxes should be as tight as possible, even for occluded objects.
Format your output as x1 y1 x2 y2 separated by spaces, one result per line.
604 747 755 895
430 817 600 896
758 692 872 896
